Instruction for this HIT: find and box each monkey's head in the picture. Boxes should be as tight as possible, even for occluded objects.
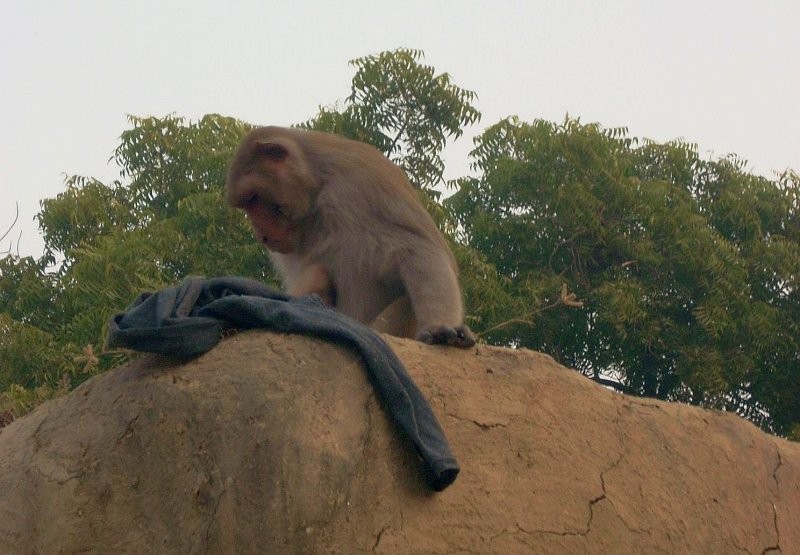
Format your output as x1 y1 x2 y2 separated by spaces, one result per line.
226 127 318 254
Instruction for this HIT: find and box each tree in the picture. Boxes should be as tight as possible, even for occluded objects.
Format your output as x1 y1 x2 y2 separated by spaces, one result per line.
302 48 480 192
0 49 485 419
1 50 798 440
299 48 508 327
1 114 268 409
448 117 800 436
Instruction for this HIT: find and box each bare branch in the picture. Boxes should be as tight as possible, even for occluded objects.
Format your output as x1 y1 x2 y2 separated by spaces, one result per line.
1 202 19 243
1 202 21 256
477 283 584 339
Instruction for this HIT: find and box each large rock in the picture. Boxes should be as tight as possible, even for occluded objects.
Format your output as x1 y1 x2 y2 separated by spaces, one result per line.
0 331 797 553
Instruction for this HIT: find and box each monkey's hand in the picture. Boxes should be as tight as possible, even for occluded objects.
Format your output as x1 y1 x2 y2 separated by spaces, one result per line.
416 325 476 349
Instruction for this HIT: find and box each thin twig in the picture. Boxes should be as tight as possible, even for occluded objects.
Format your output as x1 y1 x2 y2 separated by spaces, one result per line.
477 318 536 337
1 202 20 243
477 283 584 338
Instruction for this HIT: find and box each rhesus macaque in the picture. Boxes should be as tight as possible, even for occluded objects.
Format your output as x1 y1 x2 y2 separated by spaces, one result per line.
226 126 475 348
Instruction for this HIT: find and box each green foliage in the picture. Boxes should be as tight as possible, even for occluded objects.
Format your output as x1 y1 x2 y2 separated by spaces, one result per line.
2 113 269 397
0 314 61 389
1 49 797 439
449 117 800 435
0 382 70 420
0 49 481 418
0 256 58 331
37 177 133 262
302 48 480 191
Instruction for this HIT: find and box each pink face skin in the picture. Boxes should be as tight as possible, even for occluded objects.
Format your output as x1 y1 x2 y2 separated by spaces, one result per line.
244 202 296 254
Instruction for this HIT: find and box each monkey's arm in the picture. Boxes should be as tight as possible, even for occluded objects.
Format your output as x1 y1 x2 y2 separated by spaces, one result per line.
398 249 475 348
287 263 336 307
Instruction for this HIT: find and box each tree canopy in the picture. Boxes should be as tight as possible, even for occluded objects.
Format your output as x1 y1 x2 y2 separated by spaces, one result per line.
1 48 798 439
448 118 799 434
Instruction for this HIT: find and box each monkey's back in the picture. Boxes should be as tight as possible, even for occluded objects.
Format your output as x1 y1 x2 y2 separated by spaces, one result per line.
270 127 452 258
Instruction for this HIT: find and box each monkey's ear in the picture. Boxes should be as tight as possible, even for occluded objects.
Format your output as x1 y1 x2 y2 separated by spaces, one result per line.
254 140 289 162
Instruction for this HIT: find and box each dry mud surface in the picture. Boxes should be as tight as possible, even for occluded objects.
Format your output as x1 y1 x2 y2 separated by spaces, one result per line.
1 331 797 553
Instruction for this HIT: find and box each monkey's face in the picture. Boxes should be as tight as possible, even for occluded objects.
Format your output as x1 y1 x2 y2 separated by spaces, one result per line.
242 196 297 254
226 131 317 255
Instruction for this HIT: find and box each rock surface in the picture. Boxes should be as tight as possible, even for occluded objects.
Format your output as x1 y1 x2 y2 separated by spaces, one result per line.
0 330 797 553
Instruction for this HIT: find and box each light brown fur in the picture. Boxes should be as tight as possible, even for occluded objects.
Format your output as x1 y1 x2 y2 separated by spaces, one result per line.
226 126 474 347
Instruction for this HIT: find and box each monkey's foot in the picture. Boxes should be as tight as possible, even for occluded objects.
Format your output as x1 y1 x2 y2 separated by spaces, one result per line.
417 325 476 349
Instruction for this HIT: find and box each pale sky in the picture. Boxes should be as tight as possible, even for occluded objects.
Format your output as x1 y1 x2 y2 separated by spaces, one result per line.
1 0 798 258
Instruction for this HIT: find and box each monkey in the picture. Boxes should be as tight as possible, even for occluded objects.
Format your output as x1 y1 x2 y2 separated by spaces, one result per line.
225 126 475 348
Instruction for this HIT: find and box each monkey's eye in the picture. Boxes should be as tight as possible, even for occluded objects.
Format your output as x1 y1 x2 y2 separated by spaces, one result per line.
266 203 287 218
242 193 260 209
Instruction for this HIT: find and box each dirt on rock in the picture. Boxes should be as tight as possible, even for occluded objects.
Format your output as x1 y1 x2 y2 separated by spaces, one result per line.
0 330 797 553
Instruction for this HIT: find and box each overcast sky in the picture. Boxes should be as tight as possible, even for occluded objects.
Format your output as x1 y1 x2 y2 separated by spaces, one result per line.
2 0 798 258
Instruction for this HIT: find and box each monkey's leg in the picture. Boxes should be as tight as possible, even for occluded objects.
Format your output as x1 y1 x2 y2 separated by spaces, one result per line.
370 295 416 338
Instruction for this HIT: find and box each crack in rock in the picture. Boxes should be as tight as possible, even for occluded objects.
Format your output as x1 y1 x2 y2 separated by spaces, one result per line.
760 502 781 554
760 446 783 554
446 412 508 430
203 480 225 549
115 412 141 446
372 525 390 552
